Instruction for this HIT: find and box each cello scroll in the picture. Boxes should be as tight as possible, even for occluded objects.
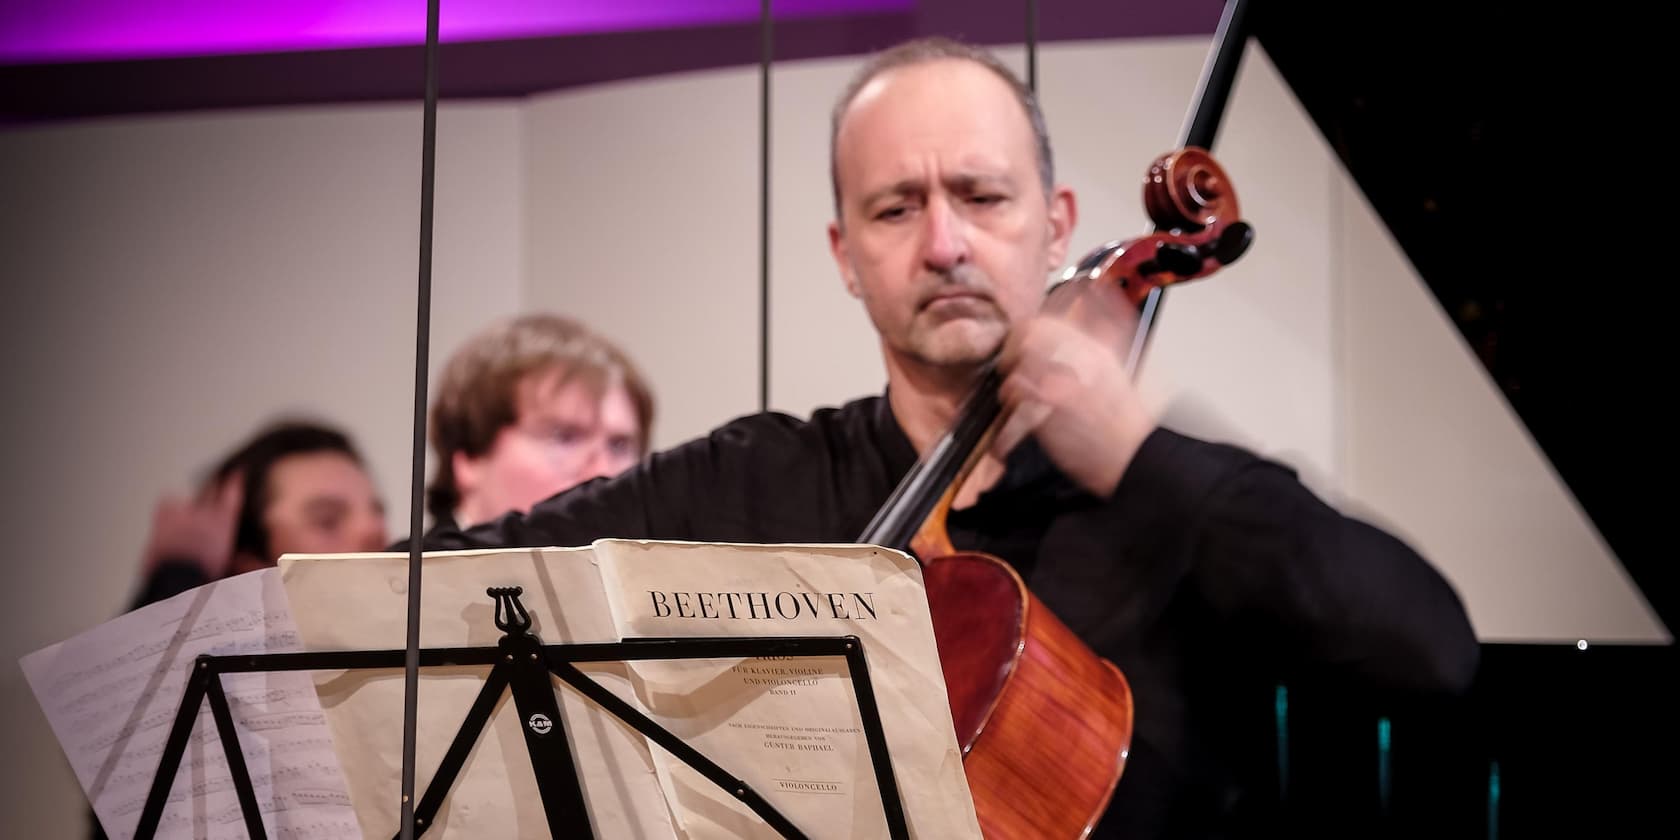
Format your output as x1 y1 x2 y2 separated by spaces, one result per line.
1061 147 1254 305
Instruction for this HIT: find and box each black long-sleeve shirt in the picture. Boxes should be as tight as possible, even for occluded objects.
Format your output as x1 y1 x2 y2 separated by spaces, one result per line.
414 393 1480 838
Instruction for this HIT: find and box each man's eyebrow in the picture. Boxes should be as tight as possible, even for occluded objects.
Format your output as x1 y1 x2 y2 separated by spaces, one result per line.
945 172 1010 192
303 497 349 516
861 172 1011 207
860 178 924 208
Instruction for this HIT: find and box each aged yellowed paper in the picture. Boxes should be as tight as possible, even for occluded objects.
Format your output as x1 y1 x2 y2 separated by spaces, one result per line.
278 547 674 838
274 540 980 838
594 539 981 839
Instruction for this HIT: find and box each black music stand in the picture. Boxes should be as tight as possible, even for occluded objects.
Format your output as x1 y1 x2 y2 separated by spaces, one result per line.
127 586 911 840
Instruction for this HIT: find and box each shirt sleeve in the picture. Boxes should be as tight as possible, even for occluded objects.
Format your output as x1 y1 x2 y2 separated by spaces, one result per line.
1059 427 1481 699
409 440 690 551
405 412 819 552
129 559 212 609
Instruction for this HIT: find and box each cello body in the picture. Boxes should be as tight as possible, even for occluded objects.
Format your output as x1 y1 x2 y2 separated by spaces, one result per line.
925 552 1133 837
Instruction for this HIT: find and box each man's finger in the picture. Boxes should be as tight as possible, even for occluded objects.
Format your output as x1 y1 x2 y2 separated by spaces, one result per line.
995 318 1058 385
992 376 1053 458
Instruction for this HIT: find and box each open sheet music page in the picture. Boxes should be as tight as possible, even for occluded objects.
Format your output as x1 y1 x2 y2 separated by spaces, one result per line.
277 547 676 838
18 567 359 839
594 539 982 839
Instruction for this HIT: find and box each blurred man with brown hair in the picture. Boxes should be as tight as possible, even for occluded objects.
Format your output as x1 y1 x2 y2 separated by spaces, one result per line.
426 312 655 531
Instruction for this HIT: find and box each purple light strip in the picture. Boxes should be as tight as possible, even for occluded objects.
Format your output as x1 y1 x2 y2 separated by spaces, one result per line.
0 0 911 64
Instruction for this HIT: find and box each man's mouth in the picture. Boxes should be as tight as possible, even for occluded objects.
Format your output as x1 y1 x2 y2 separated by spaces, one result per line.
923 289 991 307
921 292 995 318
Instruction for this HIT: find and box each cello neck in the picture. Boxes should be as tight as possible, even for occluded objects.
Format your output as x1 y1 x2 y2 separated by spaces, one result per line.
857 363 1006 557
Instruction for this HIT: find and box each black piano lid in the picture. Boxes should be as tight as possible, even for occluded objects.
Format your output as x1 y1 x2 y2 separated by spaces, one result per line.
1252 2 1671 630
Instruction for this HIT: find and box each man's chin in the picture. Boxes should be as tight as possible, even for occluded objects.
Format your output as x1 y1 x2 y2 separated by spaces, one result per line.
909 337 1003 370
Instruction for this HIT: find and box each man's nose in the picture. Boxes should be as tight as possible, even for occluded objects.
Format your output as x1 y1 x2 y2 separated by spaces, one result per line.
576 445 616 483
921 195 969 271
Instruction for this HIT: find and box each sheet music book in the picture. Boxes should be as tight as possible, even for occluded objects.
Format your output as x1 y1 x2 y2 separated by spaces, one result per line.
279 540 981 838
22 540 981 838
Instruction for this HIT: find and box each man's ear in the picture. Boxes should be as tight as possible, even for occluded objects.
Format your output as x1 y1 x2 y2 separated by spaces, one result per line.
451 450 481 498
829 220 861 299
1046 185 1078 271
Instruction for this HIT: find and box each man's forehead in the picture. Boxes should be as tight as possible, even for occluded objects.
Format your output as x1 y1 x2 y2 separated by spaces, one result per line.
518 366 621 423
835 59 1033 180
519 365 608 404
267 452 363 498
843 59 1019 128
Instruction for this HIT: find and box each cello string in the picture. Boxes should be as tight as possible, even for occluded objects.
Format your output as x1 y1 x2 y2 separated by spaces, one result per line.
399 0 442 837
758 0 773 413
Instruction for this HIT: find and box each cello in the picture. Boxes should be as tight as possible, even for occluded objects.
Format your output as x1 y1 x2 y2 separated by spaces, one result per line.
856 145 1254 837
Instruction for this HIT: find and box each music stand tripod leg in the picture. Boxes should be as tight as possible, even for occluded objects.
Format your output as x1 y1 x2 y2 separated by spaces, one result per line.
204 669 268 840
132 659 212 840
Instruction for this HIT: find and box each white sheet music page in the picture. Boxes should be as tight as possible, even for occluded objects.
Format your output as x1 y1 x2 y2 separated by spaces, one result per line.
594 539 982 840
18 567 358 839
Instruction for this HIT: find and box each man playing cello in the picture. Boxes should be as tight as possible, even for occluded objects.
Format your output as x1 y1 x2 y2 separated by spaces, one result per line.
418 36 1479 838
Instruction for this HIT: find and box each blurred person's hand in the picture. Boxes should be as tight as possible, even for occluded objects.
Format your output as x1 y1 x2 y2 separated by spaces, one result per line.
140 472 243 580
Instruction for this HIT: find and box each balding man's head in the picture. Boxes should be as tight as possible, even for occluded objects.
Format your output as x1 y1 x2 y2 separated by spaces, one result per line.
829 37 1054 221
